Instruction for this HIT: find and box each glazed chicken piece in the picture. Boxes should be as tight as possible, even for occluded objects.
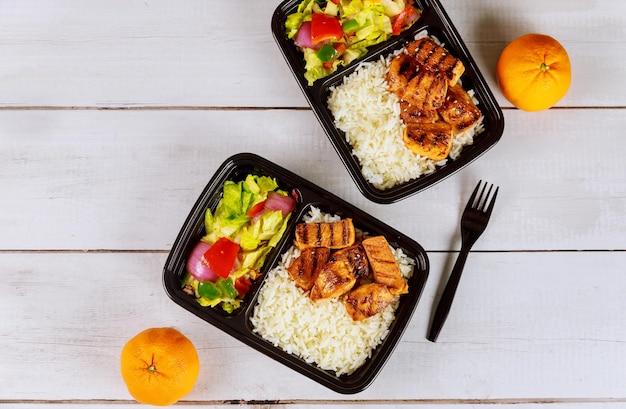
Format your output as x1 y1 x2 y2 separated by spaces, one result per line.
387 52 448 111
361 236 408 295
343 283 394 321
327 243 369 280
399 100 440 124
402 69 448 111
384 37 479 162
403 122 454 161
309 259 357 301
406 37 465 86
295 219 356 250
287 247 331 291
386 53 417 97
438 83 482 132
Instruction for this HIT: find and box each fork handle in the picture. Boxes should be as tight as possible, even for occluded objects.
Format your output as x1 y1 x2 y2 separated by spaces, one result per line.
427 247 471 342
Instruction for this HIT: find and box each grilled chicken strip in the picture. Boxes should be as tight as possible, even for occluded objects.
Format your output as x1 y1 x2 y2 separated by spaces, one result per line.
287 247 331 291
438 83 482 132
399 100 440 124
344 283 394 321
361 236 408 295
403 122 454 161
327 243 369 280
309 259 357 301
295 219 356 250
401 69 448 110
406 37 465 86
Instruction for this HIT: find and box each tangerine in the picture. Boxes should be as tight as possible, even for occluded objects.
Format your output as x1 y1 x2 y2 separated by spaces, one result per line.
496 33 571 111
120 327 200 406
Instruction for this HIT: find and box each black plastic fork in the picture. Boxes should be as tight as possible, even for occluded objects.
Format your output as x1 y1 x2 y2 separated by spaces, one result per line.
427 181 499 342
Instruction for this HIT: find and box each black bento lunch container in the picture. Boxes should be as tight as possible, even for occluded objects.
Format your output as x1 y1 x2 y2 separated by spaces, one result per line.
272 0 505 204
163 153 429 394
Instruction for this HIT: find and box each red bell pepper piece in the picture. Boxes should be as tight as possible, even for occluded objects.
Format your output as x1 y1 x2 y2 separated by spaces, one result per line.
310 13 343 45
334 42 347 55
392 6 417 35
204 237 240 278
234 276 252 297
246 200 266 217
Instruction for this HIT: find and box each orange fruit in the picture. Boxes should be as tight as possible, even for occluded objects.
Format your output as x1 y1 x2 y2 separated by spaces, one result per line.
496 33 571 111
120 327 200 406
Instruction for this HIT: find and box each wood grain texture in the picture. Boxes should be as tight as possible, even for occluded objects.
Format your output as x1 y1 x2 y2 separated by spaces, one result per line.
1 252 625 401
1 404 625 408
0 0 624 406
0 0 624 108
1 404 626 409
1 109 624 251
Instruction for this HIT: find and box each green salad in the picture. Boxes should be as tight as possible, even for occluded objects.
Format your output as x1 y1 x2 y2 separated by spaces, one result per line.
285 0 421 85
182 175 296 313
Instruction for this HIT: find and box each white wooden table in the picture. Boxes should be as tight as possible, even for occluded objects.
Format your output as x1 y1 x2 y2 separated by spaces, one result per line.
1 1 625 408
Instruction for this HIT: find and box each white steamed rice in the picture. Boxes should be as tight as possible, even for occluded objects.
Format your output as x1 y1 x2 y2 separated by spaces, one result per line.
250 207 414 376
327 36 485 190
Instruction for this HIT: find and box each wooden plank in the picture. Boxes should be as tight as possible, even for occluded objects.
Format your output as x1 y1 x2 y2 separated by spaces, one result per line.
1 109 624 251
0 0 624 108
1 403 625 408
1 252 624 401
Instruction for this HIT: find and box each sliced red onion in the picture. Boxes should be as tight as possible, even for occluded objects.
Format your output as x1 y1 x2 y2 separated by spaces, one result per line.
264 191 296 217
186 241 218 282
294 21 314 48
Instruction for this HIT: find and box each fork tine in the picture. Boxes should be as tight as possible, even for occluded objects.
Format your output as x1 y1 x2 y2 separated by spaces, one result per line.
478 183 493 211
475 182 489 211
465 180 482 211
484 186 499 215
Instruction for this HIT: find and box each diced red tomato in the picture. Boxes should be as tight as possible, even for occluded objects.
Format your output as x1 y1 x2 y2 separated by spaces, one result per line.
246 200 266 217
329 0 340 4
392 6 417 35
310 13 343 45
204 237 240 278
234 276 252 297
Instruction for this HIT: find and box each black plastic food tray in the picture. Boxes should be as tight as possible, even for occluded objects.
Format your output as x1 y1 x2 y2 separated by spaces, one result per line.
272 0 505 203
163 153 429 394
